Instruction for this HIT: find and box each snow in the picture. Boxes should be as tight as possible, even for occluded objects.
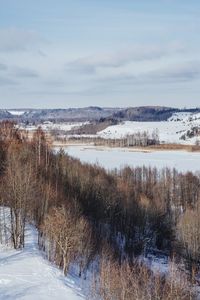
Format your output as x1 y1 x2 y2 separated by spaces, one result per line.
20 122 89 132
141 252 169 275
97 112 200 144
0 223 86 300
168 111 200 122
168 112 193 122
60 145 200 173
18 111 200 145
8 111 26 116
40 122 89 132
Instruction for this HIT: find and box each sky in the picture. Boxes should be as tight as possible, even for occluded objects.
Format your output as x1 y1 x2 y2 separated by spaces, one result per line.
0 0 199 108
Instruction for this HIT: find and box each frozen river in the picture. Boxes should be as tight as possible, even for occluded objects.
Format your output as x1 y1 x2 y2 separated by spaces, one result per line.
56 145 200 173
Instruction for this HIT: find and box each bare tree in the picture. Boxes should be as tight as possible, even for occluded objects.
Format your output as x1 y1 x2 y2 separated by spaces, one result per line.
2 142 36 249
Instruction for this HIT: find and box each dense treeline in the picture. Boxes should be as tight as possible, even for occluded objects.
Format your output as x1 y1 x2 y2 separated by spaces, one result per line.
54 130 160 147
0 122 199 299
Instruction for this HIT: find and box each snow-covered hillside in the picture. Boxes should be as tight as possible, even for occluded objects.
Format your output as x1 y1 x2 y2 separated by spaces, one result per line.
0 224 85 300
168 111 200 122
16 111 200 145
97 112 200 144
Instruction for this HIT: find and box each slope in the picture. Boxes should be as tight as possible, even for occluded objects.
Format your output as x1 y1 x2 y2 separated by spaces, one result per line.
0 224 85 300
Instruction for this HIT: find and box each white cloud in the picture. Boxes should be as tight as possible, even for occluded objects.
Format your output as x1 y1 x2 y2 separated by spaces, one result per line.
0 76 17 86
93 60 200 88
0 63 7 70
0 28 45 52
66 43 184 74
12 66 39 78
147 61 200 82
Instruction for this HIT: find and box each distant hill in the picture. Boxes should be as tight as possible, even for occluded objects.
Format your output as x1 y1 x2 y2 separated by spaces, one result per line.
0 106 200 122
0 110 13 119
23 107 121 121
111 106 179 121
2 107 121 122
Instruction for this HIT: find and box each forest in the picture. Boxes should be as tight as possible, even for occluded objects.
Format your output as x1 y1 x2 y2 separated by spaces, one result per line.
0 121 200 299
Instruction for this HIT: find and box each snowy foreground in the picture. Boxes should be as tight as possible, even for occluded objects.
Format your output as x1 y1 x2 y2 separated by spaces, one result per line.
62 145 200 173
0 225 85 300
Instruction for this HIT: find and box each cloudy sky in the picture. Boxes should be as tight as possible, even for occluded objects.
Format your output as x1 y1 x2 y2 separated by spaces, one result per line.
0 0 199 108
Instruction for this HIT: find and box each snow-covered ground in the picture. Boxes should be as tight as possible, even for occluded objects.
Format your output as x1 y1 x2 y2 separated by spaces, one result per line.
20 122 89 133
0 224 86 300
97 112 200 145
8 111 26 116
18 111 200 145
40 122 89 132
61 145 200 172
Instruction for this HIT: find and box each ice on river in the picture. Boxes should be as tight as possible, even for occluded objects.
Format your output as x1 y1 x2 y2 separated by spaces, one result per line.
60 145 200 173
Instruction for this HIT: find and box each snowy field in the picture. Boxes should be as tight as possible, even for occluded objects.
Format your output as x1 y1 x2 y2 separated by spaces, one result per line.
0 223 85 300
19 122 89 132
18 111 200 145
97 112 200 145
61 145 200 173
98 121 188 143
